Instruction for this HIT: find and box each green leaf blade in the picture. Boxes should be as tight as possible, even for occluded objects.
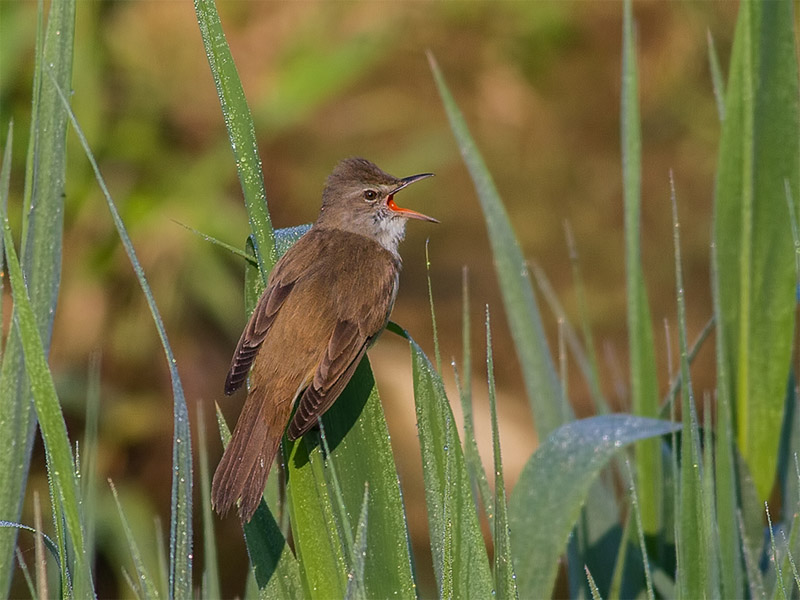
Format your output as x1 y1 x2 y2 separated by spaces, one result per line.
621 0 662 537
285 359 416 600
508 415 680 599
0 0 74 589
409 334 494 598
713 0 800 501
193 0 277 279
2 216 93 597
429 53 567 439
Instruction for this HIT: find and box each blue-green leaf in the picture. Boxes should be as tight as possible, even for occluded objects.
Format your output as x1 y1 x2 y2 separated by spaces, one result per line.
509 415 680 598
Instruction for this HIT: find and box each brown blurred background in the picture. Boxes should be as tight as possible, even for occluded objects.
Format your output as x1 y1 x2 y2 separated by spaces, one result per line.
1 1 739 597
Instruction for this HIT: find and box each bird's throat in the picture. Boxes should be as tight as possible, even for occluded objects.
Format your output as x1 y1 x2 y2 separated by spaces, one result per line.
372 215 407 258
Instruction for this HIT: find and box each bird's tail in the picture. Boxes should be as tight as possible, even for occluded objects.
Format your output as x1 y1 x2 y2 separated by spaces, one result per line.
211 386 289 522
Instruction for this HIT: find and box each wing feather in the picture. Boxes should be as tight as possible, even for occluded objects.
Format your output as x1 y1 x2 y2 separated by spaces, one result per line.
224 279 295 394
287 320 369 439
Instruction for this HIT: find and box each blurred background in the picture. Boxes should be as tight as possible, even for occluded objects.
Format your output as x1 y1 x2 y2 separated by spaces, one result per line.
1 1 738 597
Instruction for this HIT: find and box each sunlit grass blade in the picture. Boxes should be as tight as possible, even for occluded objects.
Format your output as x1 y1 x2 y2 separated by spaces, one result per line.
454 269 493 530
713 0 800 502
707 30 726 122
193 0 276 279
586 566 603 600
286 432 347 598
766 503 787 600
428 51 567 438
2 209 91 596
344 485 369 600
401 328 493 597
0 0 73 588
109 480 159 600
621 0 662 538
214 406 303 599
485 309 518 599
426 241 442 373
284 359 415 599
780 525 800 598
623 460 654 600
197 408 221 600
508 415 679 598
318 420 357 574
671 176 709 598
52 76 193 600
711 240 742 598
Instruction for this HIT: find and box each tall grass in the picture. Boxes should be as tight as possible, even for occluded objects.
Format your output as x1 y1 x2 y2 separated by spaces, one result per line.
1 0 799 597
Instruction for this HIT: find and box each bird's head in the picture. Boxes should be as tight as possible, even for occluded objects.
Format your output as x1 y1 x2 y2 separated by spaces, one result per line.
317 157 437 254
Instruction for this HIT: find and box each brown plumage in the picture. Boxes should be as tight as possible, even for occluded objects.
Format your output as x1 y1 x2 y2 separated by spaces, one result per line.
212 158 436 522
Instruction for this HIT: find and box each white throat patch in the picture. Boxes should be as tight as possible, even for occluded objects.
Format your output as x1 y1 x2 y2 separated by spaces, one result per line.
373 215 407 257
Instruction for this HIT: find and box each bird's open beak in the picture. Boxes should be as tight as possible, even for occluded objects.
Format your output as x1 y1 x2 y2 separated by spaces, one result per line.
387 173 438 223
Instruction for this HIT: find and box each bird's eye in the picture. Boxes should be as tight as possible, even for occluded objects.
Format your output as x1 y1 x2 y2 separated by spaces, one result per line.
363 189 378 202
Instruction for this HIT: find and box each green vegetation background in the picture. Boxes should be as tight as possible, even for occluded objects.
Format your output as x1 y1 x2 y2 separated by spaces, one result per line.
0 2 747 597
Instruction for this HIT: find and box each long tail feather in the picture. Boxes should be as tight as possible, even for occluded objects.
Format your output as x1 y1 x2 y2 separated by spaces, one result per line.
212 387 288 522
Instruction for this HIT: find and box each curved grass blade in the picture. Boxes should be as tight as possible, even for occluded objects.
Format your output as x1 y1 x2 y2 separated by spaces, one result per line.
428 52 567 438
713 0 800 502
621 0 662 538
52 78 193 600
0 522 59 566
193 0 276 279
2 213 92 596
0 0 74 588
508 415 680 599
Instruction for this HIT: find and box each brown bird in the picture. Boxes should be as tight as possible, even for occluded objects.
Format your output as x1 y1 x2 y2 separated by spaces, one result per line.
212 157 436 522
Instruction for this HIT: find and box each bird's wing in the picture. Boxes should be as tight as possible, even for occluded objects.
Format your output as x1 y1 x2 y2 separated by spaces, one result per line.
224 279 295 395
286 318 371 440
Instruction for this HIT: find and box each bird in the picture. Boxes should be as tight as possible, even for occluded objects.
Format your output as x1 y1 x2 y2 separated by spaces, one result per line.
212 157 437 522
